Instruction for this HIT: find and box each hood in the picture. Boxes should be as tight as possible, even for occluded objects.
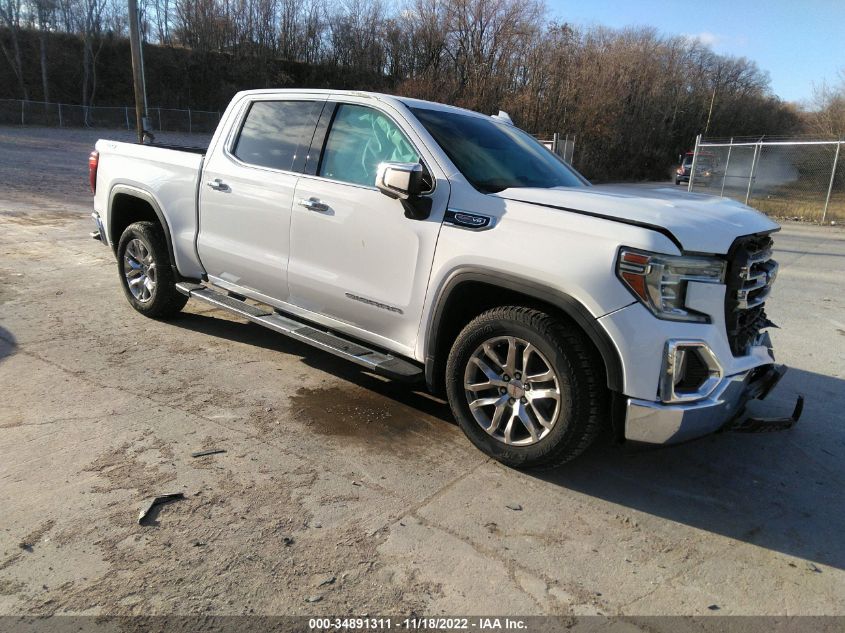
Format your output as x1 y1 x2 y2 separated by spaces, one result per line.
494 184 779 254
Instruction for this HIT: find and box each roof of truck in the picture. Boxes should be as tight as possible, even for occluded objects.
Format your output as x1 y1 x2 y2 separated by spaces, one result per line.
232 88 491 120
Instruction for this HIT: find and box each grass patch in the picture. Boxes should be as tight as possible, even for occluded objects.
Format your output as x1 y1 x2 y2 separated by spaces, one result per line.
749 193 845 223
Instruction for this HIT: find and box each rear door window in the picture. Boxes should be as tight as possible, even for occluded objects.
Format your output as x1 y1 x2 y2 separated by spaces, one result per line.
233 100 323 172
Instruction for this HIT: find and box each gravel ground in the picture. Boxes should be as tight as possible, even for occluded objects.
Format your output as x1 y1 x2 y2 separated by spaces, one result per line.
1 127 844 619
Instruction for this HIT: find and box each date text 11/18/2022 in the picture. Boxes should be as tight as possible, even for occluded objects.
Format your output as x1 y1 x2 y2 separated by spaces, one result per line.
307 617 528 630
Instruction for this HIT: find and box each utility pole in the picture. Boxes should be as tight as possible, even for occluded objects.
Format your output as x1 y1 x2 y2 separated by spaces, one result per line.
704 86 716 137
127 0 147 143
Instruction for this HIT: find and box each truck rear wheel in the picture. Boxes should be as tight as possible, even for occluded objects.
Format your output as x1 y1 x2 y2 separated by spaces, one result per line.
445 306 606 469
116 221 188 319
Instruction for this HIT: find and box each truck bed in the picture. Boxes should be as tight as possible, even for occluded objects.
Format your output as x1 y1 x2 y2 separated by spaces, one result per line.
147 142 207 155
93 139 206 279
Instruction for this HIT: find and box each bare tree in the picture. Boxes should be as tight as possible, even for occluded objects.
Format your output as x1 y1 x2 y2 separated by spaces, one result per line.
54 0 79 32
323 0 387 73
0 0 28 99
808 70 845 138
29 0 57 102
80 0 107 123
153 0 173 43
174 0 228 51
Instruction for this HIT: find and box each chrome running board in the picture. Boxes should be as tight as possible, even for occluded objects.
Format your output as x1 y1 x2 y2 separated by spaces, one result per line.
176 282 423 382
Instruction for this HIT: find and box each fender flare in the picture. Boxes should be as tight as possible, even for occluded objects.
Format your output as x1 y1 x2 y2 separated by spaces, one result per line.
107 184 178 272
423 267 624 393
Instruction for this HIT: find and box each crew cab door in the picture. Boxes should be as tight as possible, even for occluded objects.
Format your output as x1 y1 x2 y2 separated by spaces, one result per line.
287 101 449 353
196 97 325 300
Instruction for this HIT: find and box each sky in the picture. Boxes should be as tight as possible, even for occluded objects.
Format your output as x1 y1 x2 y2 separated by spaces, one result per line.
546 0 844 104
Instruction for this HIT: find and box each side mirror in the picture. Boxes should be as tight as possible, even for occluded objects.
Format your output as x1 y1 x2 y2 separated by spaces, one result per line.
375 162 423 200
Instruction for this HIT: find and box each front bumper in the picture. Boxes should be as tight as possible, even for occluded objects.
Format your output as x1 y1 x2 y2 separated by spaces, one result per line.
625 364 792 444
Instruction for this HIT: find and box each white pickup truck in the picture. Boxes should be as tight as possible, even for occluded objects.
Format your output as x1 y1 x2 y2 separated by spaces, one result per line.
89 89 800 468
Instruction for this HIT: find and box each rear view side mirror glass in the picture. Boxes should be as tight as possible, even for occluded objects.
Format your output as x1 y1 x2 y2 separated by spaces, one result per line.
375 162 423 200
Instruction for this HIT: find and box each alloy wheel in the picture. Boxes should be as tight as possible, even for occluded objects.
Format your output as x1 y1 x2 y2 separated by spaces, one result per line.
463 336 562 446
123 238 157 303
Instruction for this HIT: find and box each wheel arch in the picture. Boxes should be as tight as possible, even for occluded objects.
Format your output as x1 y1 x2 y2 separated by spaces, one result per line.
108 185 177 274
423 268 624 395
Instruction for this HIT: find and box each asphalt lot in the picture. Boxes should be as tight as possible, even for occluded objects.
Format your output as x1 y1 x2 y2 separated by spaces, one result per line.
1 127 844 618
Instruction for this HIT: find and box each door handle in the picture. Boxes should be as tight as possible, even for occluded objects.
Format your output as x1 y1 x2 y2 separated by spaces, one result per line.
298 197 329 212
206 178 230 192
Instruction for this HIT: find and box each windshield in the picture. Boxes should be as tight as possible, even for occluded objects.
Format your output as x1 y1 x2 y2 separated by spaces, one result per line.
683 156 712 168
411 107 587 193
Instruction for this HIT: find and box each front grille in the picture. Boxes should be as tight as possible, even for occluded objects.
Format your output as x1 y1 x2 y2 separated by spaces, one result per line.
725 233 778 356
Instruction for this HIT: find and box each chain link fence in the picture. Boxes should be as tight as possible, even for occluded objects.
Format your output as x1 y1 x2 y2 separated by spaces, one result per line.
536 132 576 164
689 136 844 223
0 99 222 134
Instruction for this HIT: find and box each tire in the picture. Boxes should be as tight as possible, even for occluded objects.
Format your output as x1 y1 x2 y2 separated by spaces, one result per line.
116 221 188 319
445 306 607 469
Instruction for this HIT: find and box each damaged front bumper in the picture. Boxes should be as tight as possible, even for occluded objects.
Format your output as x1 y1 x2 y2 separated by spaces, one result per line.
625 364 802 444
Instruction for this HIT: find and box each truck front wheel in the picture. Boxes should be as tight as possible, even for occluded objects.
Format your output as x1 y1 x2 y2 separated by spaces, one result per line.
116 221 188 319
445 306 606 468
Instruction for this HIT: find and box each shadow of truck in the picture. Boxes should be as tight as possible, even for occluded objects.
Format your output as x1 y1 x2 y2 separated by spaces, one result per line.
536 367 845 570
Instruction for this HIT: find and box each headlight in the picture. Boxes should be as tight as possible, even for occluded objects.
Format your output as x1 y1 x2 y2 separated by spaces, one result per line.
616 249 726 323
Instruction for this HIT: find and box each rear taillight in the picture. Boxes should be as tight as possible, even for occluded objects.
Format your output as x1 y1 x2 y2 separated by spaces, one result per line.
88 150 99 194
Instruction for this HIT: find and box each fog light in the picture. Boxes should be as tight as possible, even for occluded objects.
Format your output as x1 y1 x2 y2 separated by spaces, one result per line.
660 341 723 403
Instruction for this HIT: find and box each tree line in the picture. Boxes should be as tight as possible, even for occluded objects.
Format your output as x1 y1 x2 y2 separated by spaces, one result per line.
1 0 815 179
806 70 845 140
